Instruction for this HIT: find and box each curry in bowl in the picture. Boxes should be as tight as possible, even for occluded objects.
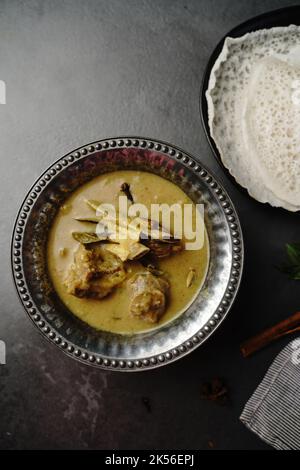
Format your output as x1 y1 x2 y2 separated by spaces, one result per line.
47 170 209 334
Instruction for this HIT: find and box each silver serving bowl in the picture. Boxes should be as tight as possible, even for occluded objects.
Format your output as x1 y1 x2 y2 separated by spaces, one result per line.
11 137 243 371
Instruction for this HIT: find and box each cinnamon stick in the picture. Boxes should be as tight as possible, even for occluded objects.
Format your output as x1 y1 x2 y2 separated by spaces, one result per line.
241 311 300 358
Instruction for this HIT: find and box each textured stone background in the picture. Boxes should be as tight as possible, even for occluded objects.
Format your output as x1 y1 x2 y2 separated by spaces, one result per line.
0 0 299 450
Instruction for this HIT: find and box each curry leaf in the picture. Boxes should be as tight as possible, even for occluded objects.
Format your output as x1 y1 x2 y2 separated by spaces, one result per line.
74 216 100 224
278 243 300 280
72 232 108 244
286 243 300 265
85 199 101 212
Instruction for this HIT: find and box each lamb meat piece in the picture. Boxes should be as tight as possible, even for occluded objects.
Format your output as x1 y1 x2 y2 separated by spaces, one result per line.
65 243 126 299
128 272 169 323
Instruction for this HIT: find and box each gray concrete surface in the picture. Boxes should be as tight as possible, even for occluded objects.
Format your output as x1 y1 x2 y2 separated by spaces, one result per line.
0 0 299 450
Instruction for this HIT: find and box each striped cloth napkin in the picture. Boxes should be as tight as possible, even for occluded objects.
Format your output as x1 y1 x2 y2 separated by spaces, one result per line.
240 339 300 450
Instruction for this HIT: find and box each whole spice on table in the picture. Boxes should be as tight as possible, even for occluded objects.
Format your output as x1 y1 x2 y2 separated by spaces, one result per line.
200 378 229 405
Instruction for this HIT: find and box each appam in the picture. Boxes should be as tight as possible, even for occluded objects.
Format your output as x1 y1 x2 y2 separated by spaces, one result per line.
206 25 300 211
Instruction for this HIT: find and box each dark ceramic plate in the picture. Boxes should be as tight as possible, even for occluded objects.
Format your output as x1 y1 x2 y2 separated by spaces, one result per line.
12 137 243 371
200 5 300 195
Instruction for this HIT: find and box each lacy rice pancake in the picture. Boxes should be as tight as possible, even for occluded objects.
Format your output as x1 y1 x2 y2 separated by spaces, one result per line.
206 25 300 211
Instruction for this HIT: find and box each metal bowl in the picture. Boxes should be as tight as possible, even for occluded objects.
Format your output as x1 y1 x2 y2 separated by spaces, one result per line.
11 137 243 371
